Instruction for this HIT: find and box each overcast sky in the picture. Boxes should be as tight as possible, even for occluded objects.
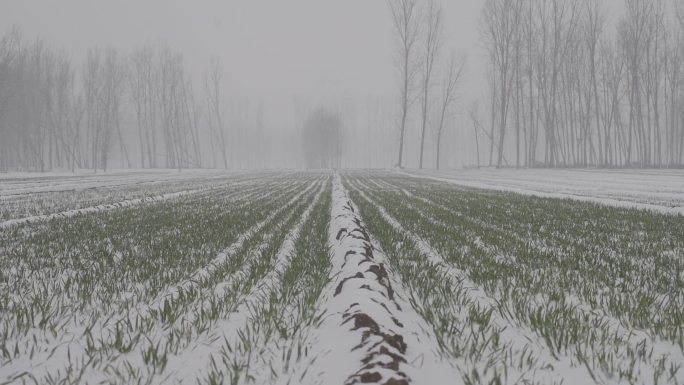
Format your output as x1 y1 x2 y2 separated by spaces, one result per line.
2 0 484 101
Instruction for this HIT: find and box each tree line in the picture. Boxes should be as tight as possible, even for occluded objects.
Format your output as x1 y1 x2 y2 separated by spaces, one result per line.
388 0 466 169
388 0 684 169
0 27 402 172
0 28 250 172
479 0 684 168
8 0 684 171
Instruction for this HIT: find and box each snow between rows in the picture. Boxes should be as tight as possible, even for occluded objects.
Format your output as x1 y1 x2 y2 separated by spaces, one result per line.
378 175 684 383
351 180 598 385
142 178 319 316
0 178 314 383
166 178 328 384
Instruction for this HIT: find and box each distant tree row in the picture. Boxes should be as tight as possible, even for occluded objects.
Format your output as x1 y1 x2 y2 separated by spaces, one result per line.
0 28 279 171
0 29 203 171
387 0 466 169
302 108 343 169
387 0 684 169
0 27 398 172
479 0 684 168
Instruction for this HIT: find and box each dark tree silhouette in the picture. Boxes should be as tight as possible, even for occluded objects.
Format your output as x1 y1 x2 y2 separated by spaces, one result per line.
302 108 343 169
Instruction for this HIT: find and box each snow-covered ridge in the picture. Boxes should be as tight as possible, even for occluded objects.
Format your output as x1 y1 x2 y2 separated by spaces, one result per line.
297 174 454 385
332 175 411 384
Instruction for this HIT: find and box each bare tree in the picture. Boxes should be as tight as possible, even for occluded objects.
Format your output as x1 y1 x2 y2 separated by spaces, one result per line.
204 56 229 168
158 48 182 168
419 0 443 169
481 0 524 168
468 102 484 168
302 108 343 169
471 99 509 167
184 81 203 168
51 53 79 171
105 49 130 169
535 0 579 166
582 0 607 165
66 89 86 171
598 39 625 166
620 0 652 166
671 0 684 164
435 53 465 170
0 27 23 171
130 46 159 168
83 48 102 170
388 0 421 168
156 47 199 169
82 47 127 171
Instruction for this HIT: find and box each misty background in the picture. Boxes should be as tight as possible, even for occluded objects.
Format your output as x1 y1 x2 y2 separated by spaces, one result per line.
2 0 475 169
2 0 680 171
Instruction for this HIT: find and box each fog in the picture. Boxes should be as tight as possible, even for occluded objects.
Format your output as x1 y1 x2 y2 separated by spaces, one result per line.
3 0 480 95
0 0 481 169
2 0 682 171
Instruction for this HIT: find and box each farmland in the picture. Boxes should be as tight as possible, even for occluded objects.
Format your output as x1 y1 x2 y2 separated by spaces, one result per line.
1 170 683 385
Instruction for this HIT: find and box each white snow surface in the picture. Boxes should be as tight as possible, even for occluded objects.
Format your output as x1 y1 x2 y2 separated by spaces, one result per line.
402 168 684 215
0 169 233 195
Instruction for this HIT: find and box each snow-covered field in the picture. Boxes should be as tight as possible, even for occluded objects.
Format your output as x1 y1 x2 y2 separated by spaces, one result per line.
1 170 683 385
403 168 684 215
0 170 284 222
